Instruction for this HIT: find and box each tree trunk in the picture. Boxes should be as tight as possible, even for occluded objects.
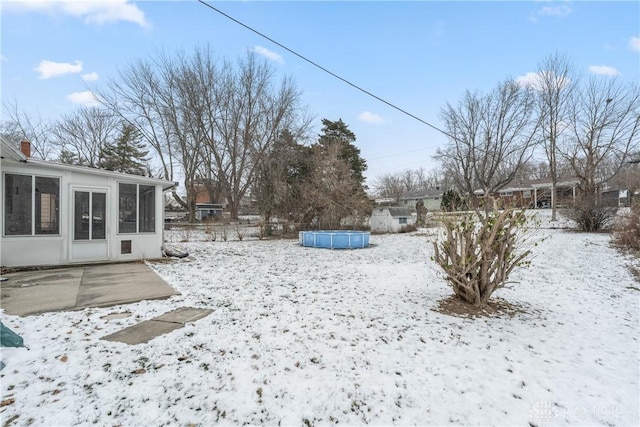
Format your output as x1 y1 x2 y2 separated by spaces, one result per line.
551 179 557 221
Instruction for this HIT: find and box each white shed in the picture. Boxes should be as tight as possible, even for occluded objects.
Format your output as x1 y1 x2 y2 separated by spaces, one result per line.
370 207 415 233
1 139 176 268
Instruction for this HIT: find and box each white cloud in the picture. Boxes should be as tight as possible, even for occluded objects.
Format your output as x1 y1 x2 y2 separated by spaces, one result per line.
515 70 571 91
81 72 100 82
67 91 101 107
630 36 640 52
530 2 573 22
515 72 541 88
34 60 83 79
358 111 385 125
538 3 572 17
251 46 283 64
588 65 621 76
4 0 149 28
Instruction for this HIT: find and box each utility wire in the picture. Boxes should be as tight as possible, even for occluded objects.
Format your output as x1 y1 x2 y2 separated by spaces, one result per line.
196 0 455 141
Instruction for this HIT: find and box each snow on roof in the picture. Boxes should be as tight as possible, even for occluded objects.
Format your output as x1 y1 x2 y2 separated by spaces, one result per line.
0 137 27 162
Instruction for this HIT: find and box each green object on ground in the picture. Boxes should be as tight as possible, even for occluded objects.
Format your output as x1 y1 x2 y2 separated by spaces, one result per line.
1 321 24 348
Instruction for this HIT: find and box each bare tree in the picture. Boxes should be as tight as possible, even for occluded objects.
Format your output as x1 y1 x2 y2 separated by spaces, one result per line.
372 173 405 203
203 52 311 219
438 80 539 205
252 129 312 224
373 167 446 204
566 77 640 194
2 102 55 160
518 159 550 181
531 52 578 220
51 107 119 167
424 168 447 190
100 47 309 221
436 89 482 197
99 49 210 220
563 77 640 230
400 168 431 193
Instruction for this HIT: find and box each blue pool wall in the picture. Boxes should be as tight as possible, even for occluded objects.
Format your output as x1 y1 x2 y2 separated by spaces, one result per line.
299 230 370 249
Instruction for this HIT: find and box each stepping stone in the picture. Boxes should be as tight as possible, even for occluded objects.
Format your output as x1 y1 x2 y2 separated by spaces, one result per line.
153 307 212 323
101 307 212 345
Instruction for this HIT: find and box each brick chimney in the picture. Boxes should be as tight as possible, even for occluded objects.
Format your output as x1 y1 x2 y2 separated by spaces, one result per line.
20 140 31 158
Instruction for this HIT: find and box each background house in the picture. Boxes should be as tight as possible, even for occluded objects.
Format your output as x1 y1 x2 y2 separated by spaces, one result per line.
370 207 415 233
399 189 443 211
195 203 223 221
1 139 175 268
601 188 630 207
473 177 579 208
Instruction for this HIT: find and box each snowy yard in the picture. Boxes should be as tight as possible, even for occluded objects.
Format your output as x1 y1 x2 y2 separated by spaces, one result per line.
1 212 639 426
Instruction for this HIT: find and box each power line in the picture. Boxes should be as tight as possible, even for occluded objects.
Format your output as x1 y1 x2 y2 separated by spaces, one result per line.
196 0 455 140
368 146 434 161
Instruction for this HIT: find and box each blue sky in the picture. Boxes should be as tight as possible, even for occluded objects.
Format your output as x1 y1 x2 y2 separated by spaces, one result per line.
1 1 639 186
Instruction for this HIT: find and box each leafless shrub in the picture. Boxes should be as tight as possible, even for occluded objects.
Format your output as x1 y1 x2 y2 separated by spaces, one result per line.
398 224 418 233
564 194 617 232
256 222 266 240
236 226 246 241
613 204 640 250
433 207 538 307
221 227 228 242
178 226 192 243
204 225 217 242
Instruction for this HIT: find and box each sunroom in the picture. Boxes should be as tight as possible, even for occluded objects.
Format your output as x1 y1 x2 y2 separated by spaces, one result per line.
1 139 176 268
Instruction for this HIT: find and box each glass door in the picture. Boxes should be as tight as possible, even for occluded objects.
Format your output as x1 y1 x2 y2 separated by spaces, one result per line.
74 191 106 241
71 189 108 261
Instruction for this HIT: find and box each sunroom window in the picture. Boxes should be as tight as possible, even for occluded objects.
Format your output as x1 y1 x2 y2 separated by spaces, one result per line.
4 173 60 236
118 183 155 233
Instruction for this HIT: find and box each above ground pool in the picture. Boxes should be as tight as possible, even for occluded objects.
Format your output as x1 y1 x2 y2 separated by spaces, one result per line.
299 230 370 249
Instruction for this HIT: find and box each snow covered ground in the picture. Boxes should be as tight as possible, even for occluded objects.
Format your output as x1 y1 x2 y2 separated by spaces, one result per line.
1 211 639 426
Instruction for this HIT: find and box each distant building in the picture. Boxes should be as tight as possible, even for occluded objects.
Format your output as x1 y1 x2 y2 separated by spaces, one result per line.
370 207 415 233
195 203 223 221
399 189 443 211
472 177 580 208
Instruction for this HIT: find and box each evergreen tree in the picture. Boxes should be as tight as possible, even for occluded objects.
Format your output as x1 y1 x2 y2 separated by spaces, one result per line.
317 118 367 187
58 149 79 165
99 124 149 176
441 189 466 212
253 129 312 224
304 118 370 228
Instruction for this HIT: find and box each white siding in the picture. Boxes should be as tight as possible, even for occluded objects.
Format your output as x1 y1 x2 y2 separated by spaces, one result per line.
1 160 168 268
370 208 416 233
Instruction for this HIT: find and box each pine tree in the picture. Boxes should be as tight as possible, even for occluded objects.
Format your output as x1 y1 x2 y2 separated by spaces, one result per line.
99 124 149 176
58 149 79 165
317 118 367 187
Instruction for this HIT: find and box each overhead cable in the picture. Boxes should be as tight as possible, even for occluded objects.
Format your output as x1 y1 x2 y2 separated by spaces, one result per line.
196 0 455 141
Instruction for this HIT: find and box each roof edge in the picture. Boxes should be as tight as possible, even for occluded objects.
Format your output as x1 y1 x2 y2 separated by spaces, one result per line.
0 138 28 162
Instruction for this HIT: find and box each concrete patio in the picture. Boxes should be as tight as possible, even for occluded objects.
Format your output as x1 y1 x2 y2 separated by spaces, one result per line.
0 262 179 316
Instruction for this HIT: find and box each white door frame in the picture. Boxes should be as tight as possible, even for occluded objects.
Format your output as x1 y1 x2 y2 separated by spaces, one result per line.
69 185 109 263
